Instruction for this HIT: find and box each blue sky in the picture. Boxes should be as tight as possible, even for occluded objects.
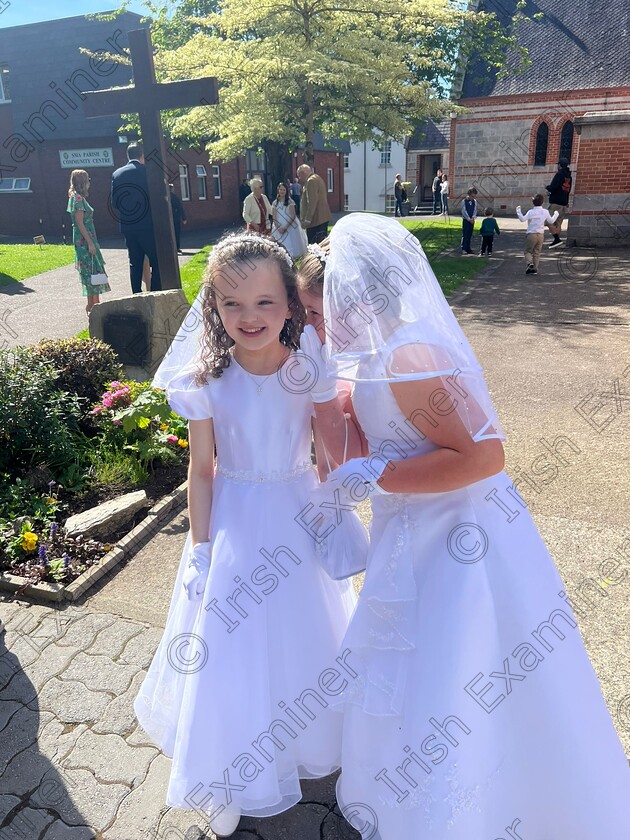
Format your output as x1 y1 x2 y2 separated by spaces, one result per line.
0 2 148 29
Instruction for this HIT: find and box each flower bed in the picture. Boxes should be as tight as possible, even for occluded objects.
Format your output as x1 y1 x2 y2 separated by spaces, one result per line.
0 338 189 589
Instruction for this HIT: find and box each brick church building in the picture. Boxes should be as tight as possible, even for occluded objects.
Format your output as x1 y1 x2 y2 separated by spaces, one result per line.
450 1 630 245
0 13 345 240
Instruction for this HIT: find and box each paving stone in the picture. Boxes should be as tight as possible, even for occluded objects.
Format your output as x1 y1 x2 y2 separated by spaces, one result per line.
37 676 111 724
0 599 25 630
119 626 163 669
1 604 51 635
0 806 55 840
93 670 147 737
151 806 212 840
42 821 97 840
0 665 38 704
38 719 89 764
0 706 53 776
102 753 172 840
22 643 82 693
64 729 156 787
239 803 330 840
87 618 145 660
55 613 117 649
0 699 22 733
1 633 44 668
0 745 52 798
0 795 20 822
126 722 156 747
44 767 129 833
60 652 139 695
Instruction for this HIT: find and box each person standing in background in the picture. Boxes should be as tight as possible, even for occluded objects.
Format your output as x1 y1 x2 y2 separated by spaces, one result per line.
440 173 449 215
461 187 478 254
432 167 443 214
297 164 332 244
239 178 251 211
111 142 161 293
67 168 110 314
546 157 572 248
169 183 187 254
394 173 403 217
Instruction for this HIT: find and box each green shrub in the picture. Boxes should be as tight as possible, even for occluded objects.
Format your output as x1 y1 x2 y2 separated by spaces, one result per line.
0 349 85 477
88 447 149 492
31 337 123 407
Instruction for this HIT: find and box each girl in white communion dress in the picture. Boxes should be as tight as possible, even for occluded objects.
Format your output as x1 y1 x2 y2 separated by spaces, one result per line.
134 233 363 837
298 214 630 840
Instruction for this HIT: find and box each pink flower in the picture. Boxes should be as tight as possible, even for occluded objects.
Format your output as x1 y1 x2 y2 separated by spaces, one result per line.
102 395 114 408
109 381 122 389
91 405 104 415
112 419 122 426
166 434 179 443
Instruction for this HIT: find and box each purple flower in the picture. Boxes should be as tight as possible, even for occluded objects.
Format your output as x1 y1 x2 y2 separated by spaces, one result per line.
38 544 48 564
63 554 71 568
49 522 58 539
48 480 56 490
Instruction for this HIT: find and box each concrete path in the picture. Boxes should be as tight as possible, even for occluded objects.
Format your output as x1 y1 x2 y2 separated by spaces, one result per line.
1 220 629 839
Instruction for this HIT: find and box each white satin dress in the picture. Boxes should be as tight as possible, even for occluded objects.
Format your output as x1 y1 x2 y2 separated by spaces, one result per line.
335 376 630 839
134 355 357 819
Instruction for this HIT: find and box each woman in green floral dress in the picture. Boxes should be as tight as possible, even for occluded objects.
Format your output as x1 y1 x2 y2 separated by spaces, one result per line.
67 169 110 314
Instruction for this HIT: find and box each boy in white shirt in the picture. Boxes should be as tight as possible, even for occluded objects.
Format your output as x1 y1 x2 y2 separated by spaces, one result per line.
516 194 559 275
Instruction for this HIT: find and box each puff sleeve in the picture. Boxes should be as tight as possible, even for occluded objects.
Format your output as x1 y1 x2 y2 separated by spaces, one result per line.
165 371 213 421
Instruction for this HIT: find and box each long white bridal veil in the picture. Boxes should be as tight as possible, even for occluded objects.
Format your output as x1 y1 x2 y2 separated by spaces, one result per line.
323 213 505 443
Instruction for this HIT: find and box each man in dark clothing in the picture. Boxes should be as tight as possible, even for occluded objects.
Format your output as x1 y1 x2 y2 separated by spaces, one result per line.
432 168 443 214
169 184 187 254
239 178 252 211
394 173 403 217
111 142 161 294
546 157 572 248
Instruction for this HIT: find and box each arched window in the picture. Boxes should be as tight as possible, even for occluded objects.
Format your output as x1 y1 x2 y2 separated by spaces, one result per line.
560 121 574 162
534 122 549 166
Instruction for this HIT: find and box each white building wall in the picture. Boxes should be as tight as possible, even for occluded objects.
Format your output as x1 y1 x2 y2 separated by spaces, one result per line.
344 139 407 213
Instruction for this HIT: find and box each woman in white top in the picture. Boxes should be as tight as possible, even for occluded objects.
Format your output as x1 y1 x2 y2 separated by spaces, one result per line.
440 173 449 215
242 177 273 235
271 182 308 259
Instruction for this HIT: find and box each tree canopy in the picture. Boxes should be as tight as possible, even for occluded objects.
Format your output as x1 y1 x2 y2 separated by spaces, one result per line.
150 0 526 163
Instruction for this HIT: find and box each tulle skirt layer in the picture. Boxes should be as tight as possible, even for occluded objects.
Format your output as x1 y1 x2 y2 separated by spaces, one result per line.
335 471 630 839
134 468 357 818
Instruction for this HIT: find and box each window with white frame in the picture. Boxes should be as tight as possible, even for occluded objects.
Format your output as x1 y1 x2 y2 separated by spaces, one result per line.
0 177 31 191
343 193 349 211
385 194 396 213
196 165 207 200
0 65 11 102
212 165 222 199
380 140 391 166
344 153 350 169
327 168 334 193
179 164 190 200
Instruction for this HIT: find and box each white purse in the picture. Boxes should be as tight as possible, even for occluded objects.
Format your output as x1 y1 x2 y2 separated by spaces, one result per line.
89 256 108 286
313 416 369 580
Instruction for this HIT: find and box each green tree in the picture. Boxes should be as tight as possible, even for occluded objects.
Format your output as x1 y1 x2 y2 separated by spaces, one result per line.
155 0 526 164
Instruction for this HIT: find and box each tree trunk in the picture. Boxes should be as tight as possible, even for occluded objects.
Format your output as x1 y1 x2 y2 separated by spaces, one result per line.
304 81 315 165
264 140 292 195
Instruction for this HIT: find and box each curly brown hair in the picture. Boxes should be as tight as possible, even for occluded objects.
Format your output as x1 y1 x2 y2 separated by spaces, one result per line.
196 232 305 382
296 237 330 296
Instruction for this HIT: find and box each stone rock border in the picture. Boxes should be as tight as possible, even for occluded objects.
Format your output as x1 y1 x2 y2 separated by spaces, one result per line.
0 480 188 603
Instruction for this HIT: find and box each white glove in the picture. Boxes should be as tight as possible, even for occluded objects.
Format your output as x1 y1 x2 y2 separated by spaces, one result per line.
182 542 212 601
298 325 338 403
312 456 390 524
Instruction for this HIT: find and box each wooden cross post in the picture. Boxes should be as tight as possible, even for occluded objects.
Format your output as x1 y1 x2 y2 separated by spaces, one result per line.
83 28 218 290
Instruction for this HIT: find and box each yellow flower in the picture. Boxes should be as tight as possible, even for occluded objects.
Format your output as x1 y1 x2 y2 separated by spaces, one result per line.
177 439 189 448
22 531 38 551
46 497 56 504
160 424 168 430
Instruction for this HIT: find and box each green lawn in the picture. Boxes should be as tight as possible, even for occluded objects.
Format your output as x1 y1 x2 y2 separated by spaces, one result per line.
0 244 75 286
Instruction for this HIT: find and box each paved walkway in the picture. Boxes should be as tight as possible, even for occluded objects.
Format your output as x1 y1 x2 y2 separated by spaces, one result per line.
0 227 232 350
1 221 629 839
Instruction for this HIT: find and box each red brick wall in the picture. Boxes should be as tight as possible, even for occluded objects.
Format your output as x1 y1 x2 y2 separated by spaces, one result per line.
571 137 630 194
291 150 345 213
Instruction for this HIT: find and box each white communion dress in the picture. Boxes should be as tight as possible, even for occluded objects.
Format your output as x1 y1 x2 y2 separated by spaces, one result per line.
134 354 358 820
271 199 307 259
335 376 630 839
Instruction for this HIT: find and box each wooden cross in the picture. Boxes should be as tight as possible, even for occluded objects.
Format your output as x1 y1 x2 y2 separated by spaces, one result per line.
83 28 218 290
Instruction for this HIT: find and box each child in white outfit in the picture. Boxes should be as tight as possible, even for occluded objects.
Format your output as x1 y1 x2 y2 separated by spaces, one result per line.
516 193 558 274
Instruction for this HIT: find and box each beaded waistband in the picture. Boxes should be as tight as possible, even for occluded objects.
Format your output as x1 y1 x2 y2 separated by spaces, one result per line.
216 461 313 484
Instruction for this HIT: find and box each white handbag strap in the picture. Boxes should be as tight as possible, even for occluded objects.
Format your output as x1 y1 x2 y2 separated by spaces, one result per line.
320 413 349 476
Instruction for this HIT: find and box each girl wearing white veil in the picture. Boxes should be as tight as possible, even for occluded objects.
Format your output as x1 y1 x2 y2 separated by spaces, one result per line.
297 214 629 839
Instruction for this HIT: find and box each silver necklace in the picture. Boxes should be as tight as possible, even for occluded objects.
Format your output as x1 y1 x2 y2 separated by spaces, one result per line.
235 353 289 394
